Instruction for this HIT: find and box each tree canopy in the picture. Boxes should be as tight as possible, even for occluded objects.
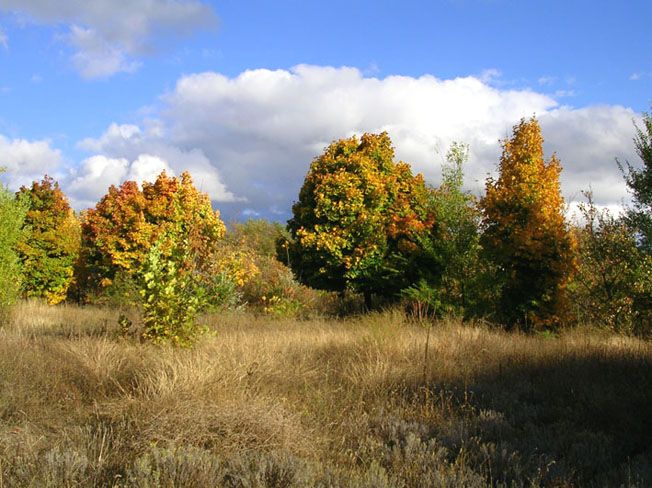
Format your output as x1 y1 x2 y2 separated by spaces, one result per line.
15 177 80 304
287 132 434 306
619 110 652 252
481 117 576 329
79 171 225 298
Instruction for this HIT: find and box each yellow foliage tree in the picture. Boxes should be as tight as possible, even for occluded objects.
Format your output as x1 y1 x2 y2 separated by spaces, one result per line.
481 117 576 329
288 132 434 308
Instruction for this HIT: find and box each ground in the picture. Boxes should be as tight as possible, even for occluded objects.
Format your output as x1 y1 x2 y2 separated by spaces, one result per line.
0 302 650 487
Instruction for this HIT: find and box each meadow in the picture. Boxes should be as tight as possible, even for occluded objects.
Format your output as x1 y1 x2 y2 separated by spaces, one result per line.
1 301 650 487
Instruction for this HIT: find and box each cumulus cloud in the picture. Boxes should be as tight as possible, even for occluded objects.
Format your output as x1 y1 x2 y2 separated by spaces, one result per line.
0 134 63 188
67 154 129 204
66 152 178 208
539 105 639 207
152 65 637 219
0 0 216 78
70 65 640 219
73 122 238 207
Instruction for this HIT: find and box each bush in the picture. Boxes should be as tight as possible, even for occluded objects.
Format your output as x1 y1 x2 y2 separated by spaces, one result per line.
570 194 652 335
0 178 27 320
139 233 208 346
242 254 335 318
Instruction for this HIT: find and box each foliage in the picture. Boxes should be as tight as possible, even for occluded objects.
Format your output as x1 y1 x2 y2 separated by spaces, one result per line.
287 132 434 307
618 109 652 252
0 176 28 318
79 171 225 301
15 176 80 304
480 118 576 330
400 279 440 321
228 219 290 258
139 232 206 346
416 142 482 317
570 193 652 335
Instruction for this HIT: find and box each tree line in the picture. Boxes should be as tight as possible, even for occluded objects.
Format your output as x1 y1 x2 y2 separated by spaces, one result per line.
0 115 650 342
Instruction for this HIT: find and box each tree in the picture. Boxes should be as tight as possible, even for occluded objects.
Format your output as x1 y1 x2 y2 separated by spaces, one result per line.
79 171 226 301
618 109 652 252
287 132 434 308
15 177 80 304
480 117 576 330
0 173 28 317
419 142 481 317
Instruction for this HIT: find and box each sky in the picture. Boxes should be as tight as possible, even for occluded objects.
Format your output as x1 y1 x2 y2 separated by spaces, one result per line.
0 0 651 221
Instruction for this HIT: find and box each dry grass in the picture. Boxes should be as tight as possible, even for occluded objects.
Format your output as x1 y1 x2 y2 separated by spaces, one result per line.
0 301 650 487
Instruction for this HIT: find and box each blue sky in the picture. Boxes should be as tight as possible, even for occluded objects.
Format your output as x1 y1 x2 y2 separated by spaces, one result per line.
0 0 651 220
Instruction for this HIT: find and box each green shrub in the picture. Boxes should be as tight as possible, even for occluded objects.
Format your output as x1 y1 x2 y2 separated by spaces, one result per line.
139 234 207 346
0 177 28 320
571 194 652 335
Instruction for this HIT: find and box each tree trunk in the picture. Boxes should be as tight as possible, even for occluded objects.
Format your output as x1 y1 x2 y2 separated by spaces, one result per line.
363 290 372 311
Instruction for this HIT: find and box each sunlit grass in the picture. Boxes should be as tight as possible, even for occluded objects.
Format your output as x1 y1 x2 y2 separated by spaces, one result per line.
0 301 650 487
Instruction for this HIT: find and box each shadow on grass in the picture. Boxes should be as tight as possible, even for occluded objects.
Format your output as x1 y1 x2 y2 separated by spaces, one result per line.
406 346 652 486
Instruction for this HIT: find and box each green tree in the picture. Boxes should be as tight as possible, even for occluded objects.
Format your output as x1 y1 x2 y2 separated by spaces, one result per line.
480 118 576 330
418 142 481 317
287 132 434 308
0 172 28 318
15 177 80 304
618 109 652 252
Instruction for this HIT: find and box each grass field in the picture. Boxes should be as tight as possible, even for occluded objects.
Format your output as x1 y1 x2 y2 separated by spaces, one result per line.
0 301 650 487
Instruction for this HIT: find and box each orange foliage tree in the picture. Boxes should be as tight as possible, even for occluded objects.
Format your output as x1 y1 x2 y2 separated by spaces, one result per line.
480 118 576 329
287 132 434 307
78 171 225 300
16 176 80 304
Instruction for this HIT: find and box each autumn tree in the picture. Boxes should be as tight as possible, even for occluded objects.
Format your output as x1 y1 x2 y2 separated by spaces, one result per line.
15 177 80 304
287 132 434 308
480 117 576 330
79 171 225 301
618 109 652 252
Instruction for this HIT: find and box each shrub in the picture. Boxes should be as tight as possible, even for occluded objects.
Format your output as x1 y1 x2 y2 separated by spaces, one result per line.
570 194 652 335
79 171 225 302
139 233 208 346
0 176 28 320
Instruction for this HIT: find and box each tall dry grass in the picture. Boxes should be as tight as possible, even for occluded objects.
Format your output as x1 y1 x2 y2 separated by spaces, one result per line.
0 301 650 487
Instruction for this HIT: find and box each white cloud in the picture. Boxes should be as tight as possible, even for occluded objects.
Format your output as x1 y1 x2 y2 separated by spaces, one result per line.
629 71 652 81
538 76 557 86
67 155 129 205
156 65 638 218
71 65 640 218
66 153 178 208
0 0 216 78
539 105 639 206
69 26 141 79
74 122 239 207
0 28 7 50
126 154 172 183
0 134 62 188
